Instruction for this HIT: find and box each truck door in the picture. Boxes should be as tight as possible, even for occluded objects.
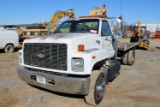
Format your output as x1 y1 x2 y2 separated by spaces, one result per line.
101 20 115 52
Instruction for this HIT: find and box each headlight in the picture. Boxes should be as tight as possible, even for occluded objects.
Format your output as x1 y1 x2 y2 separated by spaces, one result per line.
71 58 84 72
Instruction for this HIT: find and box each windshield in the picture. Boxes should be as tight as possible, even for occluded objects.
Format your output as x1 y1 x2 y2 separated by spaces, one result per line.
54 19 99 34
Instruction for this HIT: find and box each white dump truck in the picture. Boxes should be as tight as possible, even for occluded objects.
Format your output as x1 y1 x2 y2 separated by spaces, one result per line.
17 16 138 105
0 29 19 53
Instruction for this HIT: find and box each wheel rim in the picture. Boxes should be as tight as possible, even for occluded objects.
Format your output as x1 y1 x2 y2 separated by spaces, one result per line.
7 46 13 52
95 78 106 99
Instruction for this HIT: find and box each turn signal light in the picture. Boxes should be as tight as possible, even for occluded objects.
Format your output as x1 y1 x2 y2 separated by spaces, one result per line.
92 56 96 59
78 45 84 51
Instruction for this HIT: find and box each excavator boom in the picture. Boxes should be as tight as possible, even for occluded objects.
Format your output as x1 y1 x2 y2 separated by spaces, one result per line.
137 21 141 37
50 9 74 33
80 5 107 19
89 5 107 16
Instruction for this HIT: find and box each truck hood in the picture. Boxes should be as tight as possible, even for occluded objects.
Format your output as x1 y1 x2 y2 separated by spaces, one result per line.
24 33 101 52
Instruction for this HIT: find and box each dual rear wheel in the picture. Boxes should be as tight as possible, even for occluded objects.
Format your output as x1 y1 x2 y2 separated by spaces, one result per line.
122 49 135 66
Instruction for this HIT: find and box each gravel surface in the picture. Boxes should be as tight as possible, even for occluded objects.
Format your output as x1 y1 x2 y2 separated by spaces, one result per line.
0 38 160 107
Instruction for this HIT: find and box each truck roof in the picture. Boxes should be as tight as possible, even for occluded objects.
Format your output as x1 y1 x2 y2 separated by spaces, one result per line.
68 15 109 21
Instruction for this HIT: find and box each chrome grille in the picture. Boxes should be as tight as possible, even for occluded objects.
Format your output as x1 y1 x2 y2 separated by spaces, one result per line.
24 43 67 70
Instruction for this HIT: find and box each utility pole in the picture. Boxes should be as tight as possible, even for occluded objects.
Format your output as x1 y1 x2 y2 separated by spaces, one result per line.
120 0 123 32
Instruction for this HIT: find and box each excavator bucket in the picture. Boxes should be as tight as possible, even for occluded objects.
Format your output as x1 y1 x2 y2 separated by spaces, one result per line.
148 48 154 51
139 42 154 51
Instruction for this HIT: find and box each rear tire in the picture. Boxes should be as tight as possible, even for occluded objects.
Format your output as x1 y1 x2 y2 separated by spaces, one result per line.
4 45 14 53
85 70 106 106
122 53 128 65
128 50 135 65
122 49 135 66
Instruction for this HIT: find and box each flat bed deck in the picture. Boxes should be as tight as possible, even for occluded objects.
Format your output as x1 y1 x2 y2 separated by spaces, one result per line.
117 42 139 51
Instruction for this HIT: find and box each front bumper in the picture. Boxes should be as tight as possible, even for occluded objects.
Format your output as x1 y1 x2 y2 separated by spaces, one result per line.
16 66 90 95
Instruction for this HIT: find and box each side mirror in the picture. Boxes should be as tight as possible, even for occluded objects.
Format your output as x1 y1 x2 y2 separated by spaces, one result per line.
117 18 122 23
117 16 122 23
115 16 122 34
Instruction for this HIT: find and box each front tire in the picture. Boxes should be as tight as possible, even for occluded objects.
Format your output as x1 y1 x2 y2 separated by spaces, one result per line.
85 70 106 106
4 45 14 53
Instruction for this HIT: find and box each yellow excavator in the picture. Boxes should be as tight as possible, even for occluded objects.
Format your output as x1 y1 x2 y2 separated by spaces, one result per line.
130 21 154 51
50 9 74 33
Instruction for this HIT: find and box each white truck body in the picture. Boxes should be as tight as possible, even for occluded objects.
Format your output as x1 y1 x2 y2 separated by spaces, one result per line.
0 29 19 52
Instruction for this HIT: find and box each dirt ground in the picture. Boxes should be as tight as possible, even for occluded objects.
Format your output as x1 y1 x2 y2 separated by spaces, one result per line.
0 38 160 107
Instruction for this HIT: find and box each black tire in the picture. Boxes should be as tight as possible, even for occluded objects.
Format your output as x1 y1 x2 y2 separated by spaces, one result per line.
122 53 128 65
128 50 135 65
122 49 135 66
85 70 106 106
4 45 14 53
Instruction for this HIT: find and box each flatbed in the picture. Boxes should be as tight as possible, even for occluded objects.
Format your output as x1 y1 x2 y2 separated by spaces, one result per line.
118 42 139 51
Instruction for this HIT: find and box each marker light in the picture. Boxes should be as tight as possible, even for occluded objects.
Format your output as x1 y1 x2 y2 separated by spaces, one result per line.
78 45 85 51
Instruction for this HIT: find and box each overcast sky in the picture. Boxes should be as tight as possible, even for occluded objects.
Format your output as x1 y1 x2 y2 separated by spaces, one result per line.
0 0 159 25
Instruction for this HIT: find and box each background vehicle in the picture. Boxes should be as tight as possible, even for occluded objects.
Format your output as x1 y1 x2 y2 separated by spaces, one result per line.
0 29 19 53
154 31 160 39
130 21 153 51
16 5 138 106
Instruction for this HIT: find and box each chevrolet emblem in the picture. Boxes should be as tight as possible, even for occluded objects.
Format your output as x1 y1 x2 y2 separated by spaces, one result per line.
36 53 45 59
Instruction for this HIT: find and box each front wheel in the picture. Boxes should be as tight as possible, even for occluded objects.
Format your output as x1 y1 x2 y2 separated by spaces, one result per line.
4 45 14 53
85 70 106 106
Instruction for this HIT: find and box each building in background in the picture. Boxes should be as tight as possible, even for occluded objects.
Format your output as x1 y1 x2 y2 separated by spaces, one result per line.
135 23 160 38
141 23 160 32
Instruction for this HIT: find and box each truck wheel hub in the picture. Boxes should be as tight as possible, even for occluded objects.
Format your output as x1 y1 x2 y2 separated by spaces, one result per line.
96 78 106 98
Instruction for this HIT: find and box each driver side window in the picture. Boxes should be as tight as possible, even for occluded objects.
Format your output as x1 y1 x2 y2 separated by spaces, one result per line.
101 20 111 36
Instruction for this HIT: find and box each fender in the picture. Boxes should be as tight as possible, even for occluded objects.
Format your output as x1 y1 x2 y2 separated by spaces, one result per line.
72 48 116 75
